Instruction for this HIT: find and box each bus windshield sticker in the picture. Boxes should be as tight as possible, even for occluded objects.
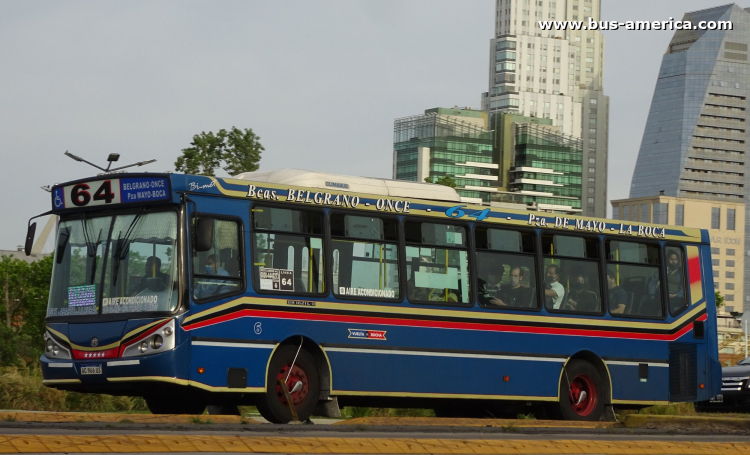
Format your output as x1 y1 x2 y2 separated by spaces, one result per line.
348 329 386 340
68 285 97 307
339 287 396 298
102 295 159 314
259 268 294 291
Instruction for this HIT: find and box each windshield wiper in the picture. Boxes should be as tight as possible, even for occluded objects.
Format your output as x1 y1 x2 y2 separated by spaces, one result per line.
111 210 145 285
79 214 104 284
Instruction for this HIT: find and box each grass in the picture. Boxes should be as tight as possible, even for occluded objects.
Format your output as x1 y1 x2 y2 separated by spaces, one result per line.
340 407 435 418
0 363 147 413
189 416 212 424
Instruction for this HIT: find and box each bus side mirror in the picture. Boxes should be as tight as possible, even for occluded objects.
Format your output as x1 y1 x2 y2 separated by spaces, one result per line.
195 218 214 252
24 222 37 256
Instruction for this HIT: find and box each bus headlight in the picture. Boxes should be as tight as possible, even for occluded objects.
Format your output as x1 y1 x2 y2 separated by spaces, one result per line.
43 332 71 360
121 320 176 358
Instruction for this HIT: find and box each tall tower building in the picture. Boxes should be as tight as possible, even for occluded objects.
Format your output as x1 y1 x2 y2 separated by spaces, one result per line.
629 4 749 310
482 0 609 217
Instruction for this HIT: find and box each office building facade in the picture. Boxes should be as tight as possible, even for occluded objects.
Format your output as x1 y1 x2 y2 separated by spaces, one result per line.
482 0 609 217
629 4 750 310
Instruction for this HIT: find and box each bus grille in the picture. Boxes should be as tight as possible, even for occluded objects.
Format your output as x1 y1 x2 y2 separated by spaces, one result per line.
669 343 697 402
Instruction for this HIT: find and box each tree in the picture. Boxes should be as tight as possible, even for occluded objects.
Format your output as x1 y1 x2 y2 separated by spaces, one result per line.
175 127 264 176
425 175 457 188
715 291 725 310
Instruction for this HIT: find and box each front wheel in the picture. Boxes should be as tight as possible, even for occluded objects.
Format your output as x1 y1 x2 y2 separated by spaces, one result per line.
556 359 605 421
257 345 320 423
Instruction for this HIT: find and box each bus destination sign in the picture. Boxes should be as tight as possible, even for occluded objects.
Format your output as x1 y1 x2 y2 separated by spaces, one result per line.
52 177 170 210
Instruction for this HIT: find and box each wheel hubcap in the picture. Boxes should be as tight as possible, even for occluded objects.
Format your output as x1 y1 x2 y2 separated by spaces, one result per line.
276 364 309 406
569 374 597 416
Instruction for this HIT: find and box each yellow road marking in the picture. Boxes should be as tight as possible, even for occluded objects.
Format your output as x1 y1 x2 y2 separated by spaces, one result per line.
0 411 260 425
0 434 748 454
337 416 613 428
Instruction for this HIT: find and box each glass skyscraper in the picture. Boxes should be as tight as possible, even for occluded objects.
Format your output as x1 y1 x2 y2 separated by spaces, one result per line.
629 4 750 310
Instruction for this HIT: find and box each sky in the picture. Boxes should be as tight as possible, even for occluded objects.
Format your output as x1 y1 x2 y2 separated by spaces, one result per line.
0 0 740 251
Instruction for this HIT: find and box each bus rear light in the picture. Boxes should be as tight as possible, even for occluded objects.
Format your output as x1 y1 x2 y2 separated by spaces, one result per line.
699 383 705 389
197 367 205 374
503 376 510 382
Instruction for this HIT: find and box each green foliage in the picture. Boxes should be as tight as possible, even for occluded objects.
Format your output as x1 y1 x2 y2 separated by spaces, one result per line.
0 255 53 366
715 291 725 310
637 403 695 415
424 175 457 188
341 407 435 418
175 127 264 176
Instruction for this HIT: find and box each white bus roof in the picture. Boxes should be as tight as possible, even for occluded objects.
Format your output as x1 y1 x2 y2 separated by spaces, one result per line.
232 168 462 203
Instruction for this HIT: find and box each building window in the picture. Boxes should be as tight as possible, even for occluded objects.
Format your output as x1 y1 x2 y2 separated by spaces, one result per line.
727 249 735 256
711 247 720 255
714 270 719 278
726 283 735 290
675 204 684 226
728 208 736 231
712 208 721 229
588 157 596 164
623 206 629 220
653 202 668 224
726 294 735 302
641 203 649 223
587 197 594 204
727 271 735 279
712 259 719 267
727 260 735 267
612 206 619 219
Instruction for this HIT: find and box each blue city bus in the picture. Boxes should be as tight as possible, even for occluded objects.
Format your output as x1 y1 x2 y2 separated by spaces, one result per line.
31 169 721 422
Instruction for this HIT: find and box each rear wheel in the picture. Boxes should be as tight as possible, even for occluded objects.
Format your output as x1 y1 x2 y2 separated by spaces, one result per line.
146 395 206 415
257 345 320 423
557 360 605 421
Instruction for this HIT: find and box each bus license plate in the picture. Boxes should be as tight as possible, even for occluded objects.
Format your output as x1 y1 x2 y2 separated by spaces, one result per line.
81 364 102 375
710 394 723 403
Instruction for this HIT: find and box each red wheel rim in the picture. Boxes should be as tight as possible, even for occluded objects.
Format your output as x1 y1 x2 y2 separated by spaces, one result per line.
276 363 309 406
568 373 597 416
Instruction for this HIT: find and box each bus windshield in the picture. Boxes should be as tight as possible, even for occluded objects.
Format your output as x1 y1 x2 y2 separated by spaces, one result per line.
47 211 179 317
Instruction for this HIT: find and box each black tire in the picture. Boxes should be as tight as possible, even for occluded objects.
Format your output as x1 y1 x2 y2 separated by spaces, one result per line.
556 360 606 421
257 345 320 423
146 395 207 415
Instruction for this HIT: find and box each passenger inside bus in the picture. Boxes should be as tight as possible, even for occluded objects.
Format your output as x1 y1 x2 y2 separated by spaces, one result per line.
544 265 565 309
477 259 506 306
665 249 686 313
565 268 598 312
607 268 628 314
133 256 169 295
195 254 229 298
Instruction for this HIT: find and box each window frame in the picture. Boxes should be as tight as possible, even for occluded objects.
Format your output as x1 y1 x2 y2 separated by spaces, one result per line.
402 216 473 308
328 210 403 304
664 243 690 318
540 232 605 316
249 203 327 299
190 212 246 304
604 238 666 320
473 225 540 312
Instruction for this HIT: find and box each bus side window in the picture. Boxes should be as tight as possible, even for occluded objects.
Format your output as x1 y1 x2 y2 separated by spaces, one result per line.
331 214 400 301
192 217 243 302
475 228 537 310
605 240 663 318
541 234 602 314
251 206 325 296
404 221 470 306
665 246 688 316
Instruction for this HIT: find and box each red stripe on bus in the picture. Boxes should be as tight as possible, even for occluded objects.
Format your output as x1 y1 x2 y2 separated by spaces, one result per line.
184 308 699 342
